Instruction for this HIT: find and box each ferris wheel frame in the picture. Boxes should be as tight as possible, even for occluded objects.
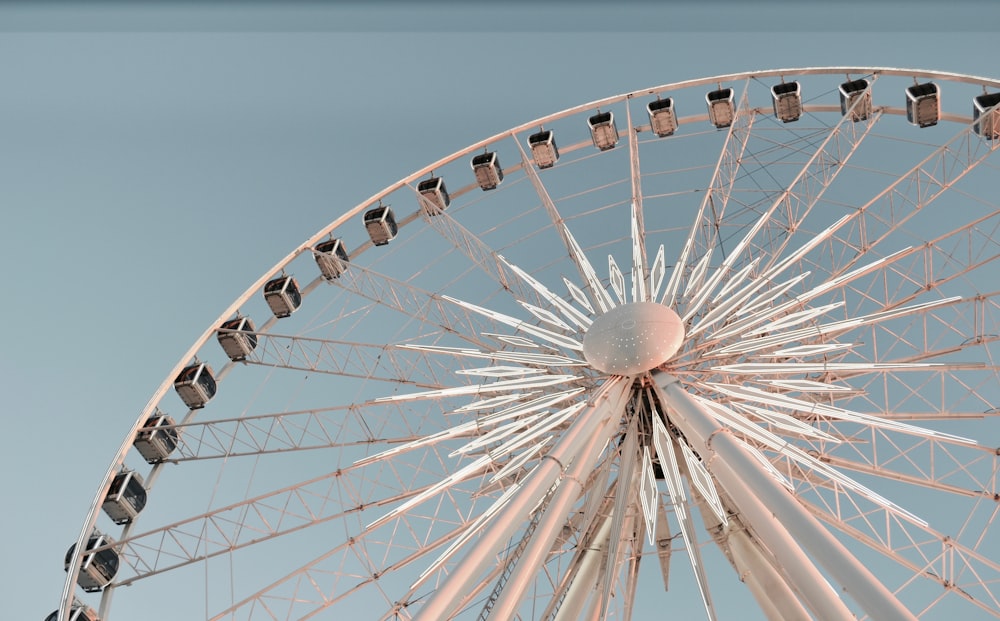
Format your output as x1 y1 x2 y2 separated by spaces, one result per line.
58 66 1000 621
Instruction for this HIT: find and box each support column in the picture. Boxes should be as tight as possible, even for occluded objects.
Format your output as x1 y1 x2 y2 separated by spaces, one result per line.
728 527 812 621
489 391 626 620
414 378 631 621
552 512 614 621
653 372 917 621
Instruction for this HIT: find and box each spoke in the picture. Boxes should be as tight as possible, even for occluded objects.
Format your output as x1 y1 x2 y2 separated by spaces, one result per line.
685 101 883 327
625 96 648 303
104 466 440 585
662 79 756 308
328 262 497 349
418 202 569 317
171 403 425 461
244 333 459 388
514 132 614 314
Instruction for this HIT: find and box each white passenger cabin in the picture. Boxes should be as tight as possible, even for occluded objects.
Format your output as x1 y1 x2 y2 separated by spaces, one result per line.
173 362 217 410
905 82 940 127
528 130 559 169
45 601 100 621
65 533 118 592
417 177 450 215
264 275 302 318
133 412 179 463
313 238 350 280
471 152 504 190
588 111 619 150
364 205 398 245
974 92 1000 139
217 316 258 361
646 98 677 137
771 81 802 123
102 470 147 524
706 88 735 128
839 78 872 122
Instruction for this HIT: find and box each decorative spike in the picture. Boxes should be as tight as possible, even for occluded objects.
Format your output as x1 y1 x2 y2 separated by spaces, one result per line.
649 244 667 302
695 394 928 526
639 446 658 545
609 255 627 306
683 252 712 298
490 436 553 483
499 255 592 330
564 277 595 314
518 300 573 331
455 392 539 413
374 373 579 403
456 366 546 378
443 295 583 351
679 442 727 525
563 224 615 312
654 497 673 591
661 236 693 308
651 411 718 620
399 343 585 367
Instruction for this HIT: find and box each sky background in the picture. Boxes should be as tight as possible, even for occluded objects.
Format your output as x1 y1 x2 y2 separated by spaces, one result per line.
4 1 999 619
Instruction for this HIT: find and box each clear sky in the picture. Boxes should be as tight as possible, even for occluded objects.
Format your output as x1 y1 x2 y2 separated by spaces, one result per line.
4 1 999 619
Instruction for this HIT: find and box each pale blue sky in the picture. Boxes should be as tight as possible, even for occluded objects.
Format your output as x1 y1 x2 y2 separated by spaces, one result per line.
4 2 998 619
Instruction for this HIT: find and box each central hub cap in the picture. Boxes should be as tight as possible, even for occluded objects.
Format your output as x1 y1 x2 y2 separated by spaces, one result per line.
582 302 684 375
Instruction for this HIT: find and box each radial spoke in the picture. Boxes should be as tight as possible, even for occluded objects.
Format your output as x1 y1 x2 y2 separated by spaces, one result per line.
329 261 497 349
244 333 461 388
662 84 756 308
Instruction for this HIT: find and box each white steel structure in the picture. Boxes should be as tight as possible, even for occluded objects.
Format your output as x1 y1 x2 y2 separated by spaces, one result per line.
59 68 1000 620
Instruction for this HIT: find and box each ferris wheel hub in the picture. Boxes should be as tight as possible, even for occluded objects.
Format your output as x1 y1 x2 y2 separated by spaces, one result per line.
581 302 684 375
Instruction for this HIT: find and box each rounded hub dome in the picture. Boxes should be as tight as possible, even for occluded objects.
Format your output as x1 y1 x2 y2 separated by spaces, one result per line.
582 302 684 375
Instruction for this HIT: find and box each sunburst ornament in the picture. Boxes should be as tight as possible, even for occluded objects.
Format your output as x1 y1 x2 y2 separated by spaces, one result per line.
369 201 968 621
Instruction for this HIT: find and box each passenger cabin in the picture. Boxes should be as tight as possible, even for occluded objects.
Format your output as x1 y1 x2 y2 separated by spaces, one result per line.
706 88 735 128
528 130 559 169
174 363 217 410
217 316 258 361
471 152 504 190
906 82 940 127
839 79 872 122
974 92 1000 139
133 412 179 463
313 238 350 280
588 111 619 150
65 533 118 592
102 470 147 524
417 177 450 215
264 275 302 318
364 205 398 246
45 601 100 621
771 81 802 123
646 98 678 137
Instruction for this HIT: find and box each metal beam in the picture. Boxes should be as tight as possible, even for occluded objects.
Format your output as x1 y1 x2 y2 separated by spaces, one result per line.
653 372 917 621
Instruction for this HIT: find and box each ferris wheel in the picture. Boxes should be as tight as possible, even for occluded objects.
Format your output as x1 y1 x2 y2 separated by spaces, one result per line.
55 67 1000 621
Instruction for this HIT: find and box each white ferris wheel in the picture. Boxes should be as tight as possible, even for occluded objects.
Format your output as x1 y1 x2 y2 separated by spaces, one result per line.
56 67 1000 621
